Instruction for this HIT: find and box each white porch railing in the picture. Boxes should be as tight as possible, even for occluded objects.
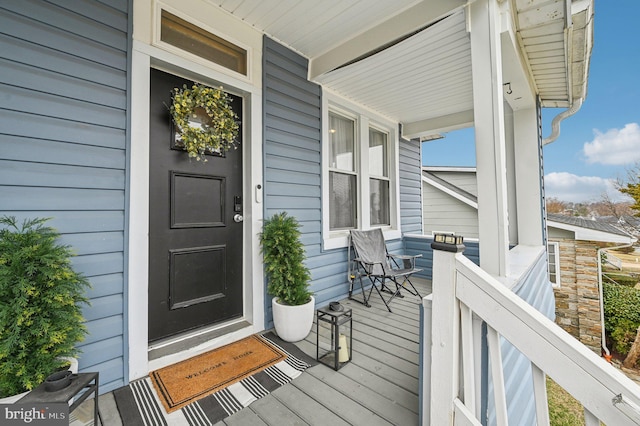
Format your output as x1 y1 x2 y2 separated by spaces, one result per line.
604 252 623 270
421 243 640 425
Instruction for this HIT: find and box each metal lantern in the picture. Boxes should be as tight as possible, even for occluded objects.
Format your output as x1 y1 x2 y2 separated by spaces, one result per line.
316 304 353 370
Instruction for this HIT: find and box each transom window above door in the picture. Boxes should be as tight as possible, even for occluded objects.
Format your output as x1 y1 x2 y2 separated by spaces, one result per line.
323 96 399 249
160 9 248 76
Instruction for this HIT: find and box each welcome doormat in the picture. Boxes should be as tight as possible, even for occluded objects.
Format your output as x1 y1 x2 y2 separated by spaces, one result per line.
113 333 316 425
151 334 285 412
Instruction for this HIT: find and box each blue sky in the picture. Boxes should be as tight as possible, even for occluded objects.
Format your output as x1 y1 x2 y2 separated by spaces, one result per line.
422 1 640 203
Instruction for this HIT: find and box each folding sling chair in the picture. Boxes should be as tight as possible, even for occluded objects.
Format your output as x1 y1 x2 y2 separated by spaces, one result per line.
348 228 423 312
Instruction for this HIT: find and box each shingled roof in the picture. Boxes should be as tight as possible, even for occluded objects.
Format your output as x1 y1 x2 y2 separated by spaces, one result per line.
547 213 634 238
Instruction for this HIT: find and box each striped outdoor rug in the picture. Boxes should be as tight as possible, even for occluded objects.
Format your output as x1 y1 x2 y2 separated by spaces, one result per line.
113 333 316 425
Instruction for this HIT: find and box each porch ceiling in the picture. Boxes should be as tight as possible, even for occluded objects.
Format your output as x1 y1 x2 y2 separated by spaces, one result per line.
208 0 592 131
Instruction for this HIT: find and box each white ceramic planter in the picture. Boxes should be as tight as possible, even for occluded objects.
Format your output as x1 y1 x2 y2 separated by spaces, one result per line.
0 390 29 404
0 357 79 404
272 295 315 342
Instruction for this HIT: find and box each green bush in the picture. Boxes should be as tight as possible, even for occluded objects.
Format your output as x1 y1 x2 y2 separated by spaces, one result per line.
603 281 640 357
0 217 89 397
611 319 638 354
259 212 312 306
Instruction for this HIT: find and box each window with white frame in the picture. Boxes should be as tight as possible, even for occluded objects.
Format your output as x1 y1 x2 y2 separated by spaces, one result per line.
369 127 390 226
547 242 560 287
329 112 357 230
324 98 399 249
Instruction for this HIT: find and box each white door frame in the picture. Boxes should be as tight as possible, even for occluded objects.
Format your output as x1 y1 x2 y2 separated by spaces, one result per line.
127 39 264 381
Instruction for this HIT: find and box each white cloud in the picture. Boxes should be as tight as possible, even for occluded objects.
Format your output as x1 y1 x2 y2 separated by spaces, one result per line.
544 172 630 203
583 123 640 165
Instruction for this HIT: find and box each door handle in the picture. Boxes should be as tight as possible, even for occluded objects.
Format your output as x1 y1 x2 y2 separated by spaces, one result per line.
233 214 244 223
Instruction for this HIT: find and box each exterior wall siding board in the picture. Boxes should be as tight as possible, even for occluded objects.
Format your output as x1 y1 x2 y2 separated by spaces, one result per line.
46 0 128 30
82 294 124 322
79 336 123 366
89 358 124 393
60 232 124 256
1 59 126 109
1 85 125 129
2 0 127 50
0 0 129 393
265 127 319 150
0 13 126 71
85 274 125 299
0 161 125 190
1 110 127 149
400 138 423 235
6 211 125 234
3 136 125 169
263 37 325 325
0 35 126 90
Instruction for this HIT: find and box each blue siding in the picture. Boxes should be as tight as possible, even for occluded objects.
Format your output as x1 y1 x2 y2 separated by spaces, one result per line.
262 36 324 326
399 136 423 235
0 0 130 394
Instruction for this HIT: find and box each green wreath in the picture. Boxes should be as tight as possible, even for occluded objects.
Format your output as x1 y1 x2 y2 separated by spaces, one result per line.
170 83 240 162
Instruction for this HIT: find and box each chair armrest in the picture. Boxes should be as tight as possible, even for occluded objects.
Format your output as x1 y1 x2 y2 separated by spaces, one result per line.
389 253 422 259
388 253 421 269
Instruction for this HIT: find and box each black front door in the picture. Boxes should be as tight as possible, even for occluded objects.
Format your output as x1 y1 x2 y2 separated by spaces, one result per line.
148 68 243 342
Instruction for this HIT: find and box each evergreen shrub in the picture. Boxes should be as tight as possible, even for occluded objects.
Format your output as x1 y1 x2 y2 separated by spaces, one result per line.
0 216 89 397
259 212 312 306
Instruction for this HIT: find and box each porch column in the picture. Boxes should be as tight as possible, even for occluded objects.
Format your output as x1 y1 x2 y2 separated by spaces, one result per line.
514 106 545 246
469 0 510 277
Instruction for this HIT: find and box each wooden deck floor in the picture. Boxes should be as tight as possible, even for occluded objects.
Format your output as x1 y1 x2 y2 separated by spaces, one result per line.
84 278 431 426
218 278 431 426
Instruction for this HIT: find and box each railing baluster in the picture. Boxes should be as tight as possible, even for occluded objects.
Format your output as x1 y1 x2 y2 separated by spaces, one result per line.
460 302 476 415
531 364 549 425
487 325 508 425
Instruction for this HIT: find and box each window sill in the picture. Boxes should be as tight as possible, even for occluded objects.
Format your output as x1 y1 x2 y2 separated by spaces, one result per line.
323 228 401 251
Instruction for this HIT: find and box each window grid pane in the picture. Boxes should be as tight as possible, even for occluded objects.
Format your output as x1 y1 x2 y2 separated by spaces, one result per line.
370 178 390 226
369 128 388 177
330 172 357 230
329 113 355 172
547 243 559 285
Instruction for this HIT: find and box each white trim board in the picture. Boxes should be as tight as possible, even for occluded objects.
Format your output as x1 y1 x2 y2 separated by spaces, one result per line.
547 220 636 245
127 35 265 381
422 174 478 209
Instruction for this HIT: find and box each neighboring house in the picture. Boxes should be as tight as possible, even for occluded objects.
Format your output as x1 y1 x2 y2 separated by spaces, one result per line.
547 213 637 352
422 168 637 353
1 1 605 424
597 215 640 238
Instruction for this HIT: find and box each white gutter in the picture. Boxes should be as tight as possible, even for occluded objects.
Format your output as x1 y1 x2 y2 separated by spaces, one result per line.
597 242 635 360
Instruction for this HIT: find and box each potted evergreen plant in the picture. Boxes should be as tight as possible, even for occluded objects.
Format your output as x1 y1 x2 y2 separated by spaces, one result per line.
259 212 314 342
0 216 89 401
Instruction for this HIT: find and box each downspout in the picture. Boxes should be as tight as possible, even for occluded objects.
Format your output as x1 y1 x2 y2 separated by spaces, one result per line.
542 98 583 146
597 242 635 361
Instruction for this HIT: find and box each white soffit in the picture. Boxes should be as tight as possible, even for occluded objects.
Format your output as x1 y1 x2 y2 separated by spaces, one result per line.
514 0 572 107
314 10 472 124
209 0 423 58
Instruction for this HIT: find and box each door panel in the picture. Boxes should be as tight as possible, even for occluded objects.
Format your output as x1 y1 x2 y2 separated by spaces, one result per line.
148 68 243 342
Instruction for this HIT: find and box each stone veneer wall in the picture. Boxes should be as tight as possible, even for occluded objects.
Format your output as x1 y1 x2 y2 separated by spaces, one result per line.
552 238 609 354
